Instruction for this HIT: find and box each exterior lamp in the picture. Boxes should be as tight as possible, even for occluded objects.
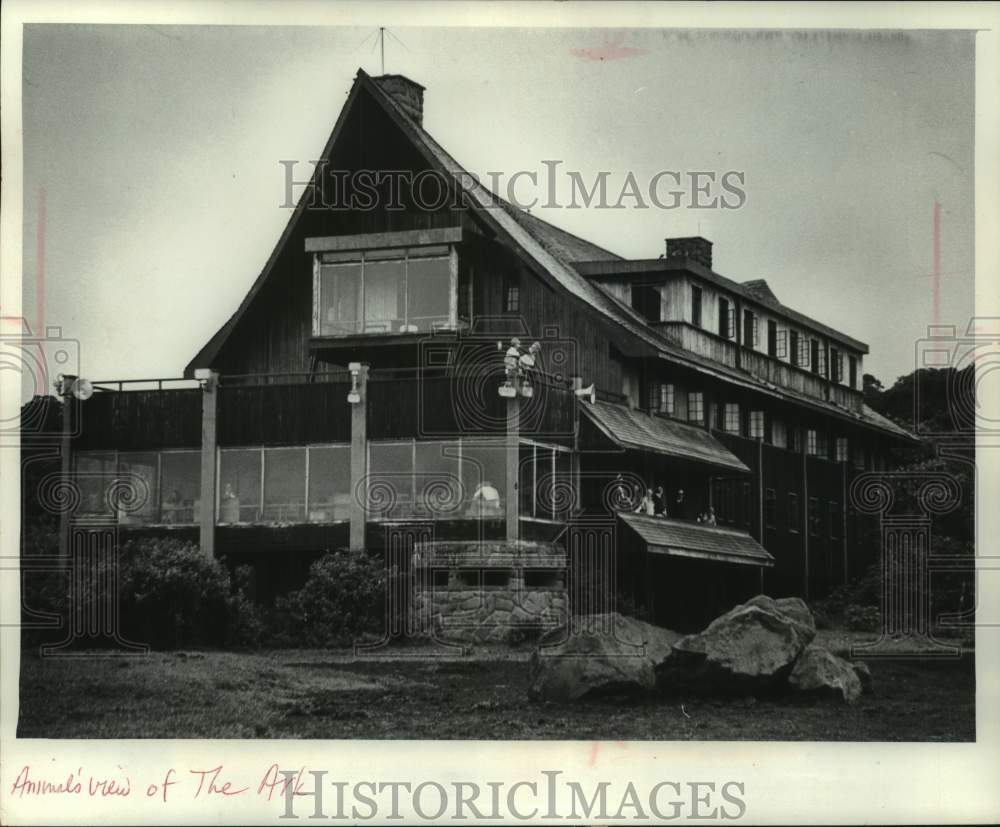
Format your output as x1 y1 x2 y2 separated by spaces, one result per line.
347 362 362 405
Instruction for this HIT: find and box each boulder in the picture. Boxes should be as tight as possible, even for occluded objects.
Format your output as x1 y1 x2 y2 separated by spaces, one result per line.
850 661 874 694
745 594 816 635
657 598 816 693
529 613 681 702
788 644 863 703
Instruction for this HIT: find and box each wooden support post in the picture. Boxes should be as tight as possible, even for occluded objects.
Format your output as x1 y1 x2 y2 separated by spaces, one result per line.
506 394 520 542
199 371 219 557
349 363 369 552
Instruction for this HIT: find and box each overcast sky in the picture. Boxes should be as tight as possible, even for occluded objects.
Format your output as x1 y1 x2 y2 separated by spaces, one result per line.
21 25 974 391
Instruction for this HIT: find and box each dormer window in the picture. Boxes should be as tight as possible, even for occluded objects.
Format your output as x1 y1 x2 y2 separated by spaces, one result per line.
631 284 661 322
504 273 520 313
308 230 462 337
691 285 703 327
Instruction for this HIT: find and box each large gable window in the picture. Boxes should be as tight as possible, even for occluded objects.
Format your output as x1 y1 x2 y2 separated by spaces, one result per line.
314 243 456 336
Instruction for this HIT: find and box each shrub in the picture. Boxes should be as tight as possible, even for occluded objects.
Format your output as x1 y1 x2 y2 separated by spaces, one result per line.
118 537 234 648
844 604 881 632
275 550 386 647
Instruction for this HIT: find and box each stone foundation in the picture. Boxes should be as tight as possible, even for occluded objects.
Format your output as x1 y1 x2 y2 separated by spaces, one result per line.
412 540 568 645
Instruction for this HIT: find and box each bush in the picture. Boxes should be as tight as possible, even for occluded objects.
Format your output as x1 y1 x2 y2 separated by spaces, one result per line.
120 537 233 648
844 604 881 632
20 528 265 651
274 550 386 647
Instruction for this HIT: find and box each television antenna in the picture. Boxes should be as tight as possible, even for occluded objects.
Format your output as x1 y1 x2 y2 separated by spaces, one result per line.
358 26 410 75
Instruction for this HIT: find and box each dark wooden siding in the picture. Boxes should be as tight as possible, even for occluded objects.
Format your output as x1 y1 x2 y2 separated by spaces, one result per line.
73 389 202 450
217 382 352 446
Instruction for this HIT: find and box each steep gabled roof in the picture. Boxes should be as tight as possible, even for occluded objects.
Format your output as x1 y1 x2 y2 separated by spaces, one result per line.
742 279 779 304
185 68 908 442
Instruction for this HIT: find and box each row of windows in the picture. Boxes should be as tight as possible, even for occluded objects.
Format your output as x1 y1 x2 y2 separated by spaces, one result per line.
74 439 570 526
690 290 859 389
715 484 843 541
646 386 862 465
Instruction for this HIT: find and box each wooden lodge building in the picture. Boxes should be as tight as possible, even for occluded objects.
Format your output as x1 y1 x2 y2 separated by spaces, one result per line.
67 70 914 629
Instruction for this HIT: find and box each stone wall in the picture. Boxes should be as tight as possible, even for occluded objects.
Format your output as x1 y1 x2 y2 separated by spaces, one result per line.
412 540 568 645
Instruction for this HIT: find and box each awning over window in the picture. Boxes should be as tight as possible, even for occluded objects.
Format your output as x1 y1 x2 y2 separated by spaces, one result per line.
619 512 774 568
580 399 750 473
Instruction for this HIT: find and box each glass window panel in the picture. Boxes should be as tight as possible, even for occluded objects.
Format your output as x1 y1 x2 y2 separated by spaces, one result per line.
262 447 306 522
363 258 405 333
76 451 116 516
160 451 200 525
320 262 362 335
307 445 351 522
413 441 461 519
534 446 555 520
461 441 506 519
219 449 261 523
117 452 158 524
406 256 451 331
370 441 414 519
518 443 535 517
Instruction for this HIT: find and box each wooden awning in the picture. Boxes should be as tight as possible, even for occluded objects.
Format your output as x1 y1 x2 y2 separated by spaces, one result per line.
619 512 774 568
580 399 750 473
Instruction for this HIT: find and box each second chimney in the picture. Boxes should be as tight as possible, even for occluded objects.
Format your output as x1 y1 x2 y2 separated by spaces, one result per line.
373 74 425 126
665 236 713 269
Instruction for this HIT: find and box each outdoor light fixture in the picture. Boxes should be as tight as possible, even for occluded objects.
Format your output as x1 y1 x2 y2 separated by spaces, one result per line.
54 373 93 400
520 376 533 398
347 362 362 404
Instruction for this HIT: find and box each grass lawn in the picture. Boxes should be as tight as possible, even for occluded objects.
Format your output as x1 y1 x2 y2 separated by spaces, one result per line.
17 638 974 741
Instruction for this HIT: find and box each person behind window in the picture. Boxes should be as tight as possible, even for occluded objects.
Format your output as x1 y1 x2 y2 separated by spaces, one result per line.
471 480 502 517
634 487 655 516
610 473 632 511
220 482 241 523
673 488 687 520
162 488 181 522
652 485 667 517
697 506 717 526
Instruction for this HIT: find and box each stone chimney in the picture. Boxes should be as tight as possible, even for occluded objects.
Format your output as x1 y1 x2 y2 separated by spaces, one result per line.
665 236 713 269
373 74 425 126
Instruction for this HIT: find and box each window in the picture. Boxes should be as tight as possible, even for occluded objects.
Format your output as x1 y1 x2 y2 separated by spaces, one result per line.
788 492 800 533
160 451 200 524
461 441 507 519
849 355 858 389
718 297 734 339
75 451 117 516
829 500 841 539
414 441 462 518
852 442 866 470
810 339 821 374
792 428 803 453
741 482 752 527
649 382 674 415
831 348 842 383
749 410 765 440
307 445 351 522
806 429 818 456
691 285 703 327
771 418 787 448
369 441 415 520
631 284 661 322
519 442 573 520
116 452 159 524
835 437 849 463
797 332 810 368
260 448 306 522
503 273 520 313
687 392 704 424
764 488 777 530
767 320 778 356
789 330 800 366
723 403 741 434
808 497 820 537
316 245 453 335
776 329 788 359
219 449 262 523
742 309 755 347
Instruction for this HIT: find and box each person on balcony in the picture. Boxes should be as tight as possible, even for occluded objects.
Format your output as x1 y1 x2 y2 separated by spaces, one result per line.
652 485 667 517
634 487 655 516
673 488 688 520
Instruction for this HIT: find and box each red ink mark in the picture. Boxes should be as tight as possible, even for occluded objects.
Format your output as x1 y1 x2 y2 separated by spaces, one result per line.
571 34 647 61
189 765 248 798
258 764 305 801
9 765 83 797
933 200 941 327
588 742 600 767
